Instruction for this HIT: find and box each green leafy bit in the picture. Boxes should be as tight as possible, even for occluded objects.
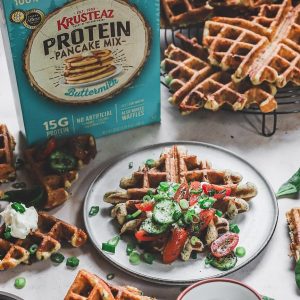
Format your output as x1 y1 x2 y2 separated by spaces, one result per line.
89 206 100 217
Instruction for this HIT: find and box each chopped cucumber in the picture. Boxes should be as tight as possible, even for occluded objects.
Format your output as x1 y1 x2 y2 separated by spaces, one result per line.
207 252 237 271
152 199 181 225
140 218 169 235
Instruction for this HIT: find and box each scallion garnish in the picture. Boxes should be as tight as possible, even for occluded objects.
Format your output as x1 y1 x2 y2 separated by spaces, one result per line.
4 227 11 240
106 273 115 280
11 202 26 214
50 252 65 264
179 199 189 210
29 244 38 255
229 224 240 234
215 210 223 217
142 252 155 264
126 243 136 256
145 159 155 168
199 198 215 209
66 256 80 268
102 235 120 254
129 162 133 169
129 251 141 265
235 247 246 257
89 206 100 217
126 210 142 221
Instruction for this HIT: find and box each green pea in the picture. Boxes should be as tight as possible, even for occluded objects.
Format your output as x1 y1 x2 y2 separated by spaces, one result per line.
14 277 26 289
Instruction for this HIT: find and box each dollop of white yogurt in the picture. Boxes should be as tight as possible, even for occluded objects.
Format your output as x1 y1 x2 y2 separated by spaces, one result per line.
0 203 38 239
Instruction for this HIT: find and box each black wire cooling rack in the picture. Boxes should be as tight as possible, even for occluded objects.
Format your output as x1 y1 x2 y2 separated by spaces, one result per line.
160 26 300 137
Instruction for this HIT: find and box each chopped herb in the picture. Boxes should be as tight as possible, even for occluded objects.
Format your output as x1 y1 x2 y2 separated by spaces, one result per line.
106 273 115 280
199 198 215 209
14 277 26 289
66 256 79 268
128 162 133 169
143 195 152 202
190 251 198 259
50 253 65 264
158 182 170 192
89 206 100 217
208 189 216 197
179 199 189 210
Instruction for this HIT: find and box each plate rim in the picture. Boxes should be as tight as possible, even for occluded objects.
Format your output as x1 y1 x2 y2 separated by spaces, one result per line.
83 141 279 286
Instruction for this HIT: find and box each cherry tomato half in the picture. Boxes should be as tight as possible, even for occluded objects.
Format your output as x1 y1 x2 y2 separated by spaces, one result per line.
174 183 189 202
202 183 231 199
211 232 239 258
135 202 154 212
135 230 161 242
162 228 188 264
190 181 201 190
189 194 199 206
199 209 215 231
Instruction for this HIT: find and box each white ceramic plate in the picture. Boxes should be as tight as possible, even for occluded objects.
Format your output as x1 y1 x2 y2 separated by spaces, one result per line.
84 142 278 285
59 65 123 88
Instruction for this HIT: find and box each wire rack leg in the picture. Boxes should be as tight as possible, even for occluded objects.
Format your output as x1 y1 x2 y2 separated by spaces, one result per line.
262 112 277 137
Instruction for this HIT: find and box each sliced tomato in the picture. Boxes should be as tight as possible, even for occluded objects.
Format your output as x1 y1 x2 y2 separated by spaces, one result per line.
190 181 201 190
199 209 215 231
189 194 199 206
135 230 162 242
162 228 188 264
135 202 154 212
174 183 189 202
211 232 239 258
202 183 231 199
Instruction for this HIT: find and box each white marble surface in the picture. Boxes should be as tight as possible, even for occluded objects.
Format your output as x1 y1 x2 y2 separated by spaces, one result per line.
0 29 300 300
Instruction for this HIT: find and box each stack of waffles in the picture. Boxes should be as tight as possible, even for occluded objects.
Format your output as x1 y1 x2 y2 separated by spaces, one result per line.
162 0 300 114
25 135 97 209
0 212 87 270
0 124 16 183
64 50 116 85
105 146 257 243
65 269 156 300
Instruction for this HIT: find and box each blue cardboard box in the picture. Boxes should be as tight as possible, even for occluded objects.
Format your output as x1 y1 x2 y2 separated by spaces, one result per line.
1 0 160 144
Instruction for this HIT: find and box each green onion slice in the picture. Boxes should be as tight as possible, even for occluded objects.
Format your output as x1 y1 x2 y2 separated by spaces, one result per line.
179 199 189 210
126 210 142 221
143 252 155 264
4 227 11 240
89 206 100 217
102 235 120 254
129 251 141 265
106 273 115 280
229 224 240 234
29 244 38 255
50 252 65 264
66 256 80 268
126 243 136 256
11 202 26 214
215 210 223 217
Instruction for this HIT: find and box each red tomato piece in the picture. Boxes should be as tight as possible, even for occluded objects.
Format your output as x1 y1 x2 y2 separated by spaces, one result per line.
135 230 161 242
190 181 201 190
135 202 154 212
162 228 188 264
189 194 199 206
199 209 215 231
202 183 231 199
174 183 189 201
211 232 239 258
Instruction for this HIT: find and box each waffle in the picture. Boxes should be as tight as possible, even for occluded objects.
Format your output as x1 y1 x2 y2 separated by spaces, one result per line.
105 145 257 225
0 212 87 270
208 0 276 8
162 33 277 113
25 135 97 209
64 269 156 300
286 208 300 261
0 124 16 183
161 0 213 27
203 0 300 88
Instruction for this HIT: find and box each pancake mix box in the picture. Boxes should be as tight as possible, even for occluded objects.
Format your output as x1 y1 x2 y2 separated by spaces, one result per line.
1 0 160 144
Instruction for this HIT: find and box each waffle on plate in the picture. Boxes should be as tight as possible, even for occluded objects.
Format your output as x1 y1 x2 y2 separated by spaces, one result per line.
65 269 156 300
203 0 300 88
0 211 87 271
104 145 257 265
0 124 16 183
25 135 97 209
162 33 277 113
